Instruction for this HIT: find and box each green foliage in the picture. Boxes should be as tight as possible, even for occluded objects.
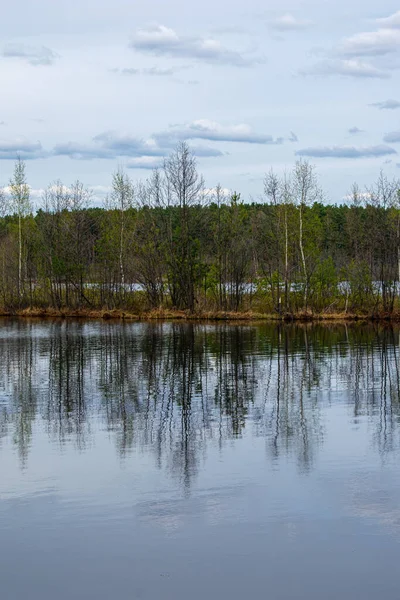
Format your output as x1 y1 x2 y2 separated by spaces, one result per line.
1 156 400 314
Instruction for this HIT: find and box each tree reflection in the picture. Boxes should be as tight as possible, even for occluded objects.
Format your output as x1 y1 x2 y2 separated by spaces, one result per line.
0 320 399 484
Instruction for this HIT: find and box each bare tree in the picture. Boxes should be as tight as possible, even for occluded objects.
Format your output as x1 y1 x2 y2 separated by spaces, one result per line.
264 169 282 312
366 171 400 310
109 167 135 295
281 172 293 312
163 142 205 311
9 158 31 303
292 159 321 309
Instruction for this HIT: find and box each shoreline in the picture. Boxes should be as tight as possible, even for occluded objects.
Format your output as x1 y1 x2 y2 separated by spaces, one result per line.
0 307 399 323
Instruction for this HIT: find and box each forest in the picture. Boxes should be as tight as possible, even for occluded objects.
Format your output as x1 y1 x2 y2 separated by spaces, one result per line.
1 141 400 318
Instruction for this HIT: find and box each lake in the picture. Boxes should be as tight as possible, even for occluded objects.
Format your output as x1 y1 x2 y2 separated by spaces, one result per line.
1 320 399 599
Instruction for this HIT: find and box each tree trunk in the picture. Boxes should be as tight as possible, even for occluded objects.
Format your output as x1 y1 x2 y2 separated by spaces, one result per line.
299 204 307 309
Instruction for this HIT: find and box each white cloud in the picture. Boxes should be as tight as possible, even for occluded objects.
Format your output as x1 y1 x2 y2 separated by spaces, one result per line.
304 59 390 79
268 13 314 31
112 66 175 76
130 24 262 66
337 28 400 58
126 156 164 170
155 119 283 145
376 11 400 29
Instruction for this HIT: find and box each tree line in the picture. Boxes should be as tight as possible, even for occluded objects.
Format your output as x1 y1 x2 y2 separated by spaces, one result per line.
1 141 400 315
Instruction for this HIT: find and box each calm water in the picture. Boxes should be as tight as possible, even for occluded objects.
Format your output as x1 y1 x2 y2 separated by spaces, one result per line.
1 320 400 599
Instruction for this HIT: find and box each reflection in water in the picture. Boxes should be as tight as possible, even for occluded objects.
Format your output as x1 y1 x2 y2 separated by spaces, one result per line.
0 321 400 487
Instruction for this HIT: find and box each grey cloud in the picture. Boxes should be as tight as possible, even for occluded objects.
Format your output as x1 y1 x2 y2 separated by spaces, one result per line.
304 59 390 79
0 138 47 160
5 119 283 166
370 99 400 110
130 25 262 67
296 145 397 158
93 131 163 157
383 131 400 143
53 133 162 160
126 146 222 170
2 43 58 65
52 129 225 164
268 13 314 31
289 131 298 142
348 126 364 135
52 141 116 160
377 11 400 29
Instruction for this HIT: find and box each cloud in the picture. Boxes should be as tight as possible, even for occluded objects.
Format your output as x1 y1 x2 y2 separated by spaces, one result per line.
383 131 400 143
112 67 139 75
23 119 282 166
189 146 224 157
54 133 163 161
126 156 164 170
289 131 298 142
52 128 225 166
268 13 314 31
296 145 397 158
376 11 400 29
93 131 164 157
52 141 116 160
1 43 58 65
348 126 364 135
155 119 283 145
303 59 390 79
143 66 175 76
113 66 175 76
337 28 400 58
370 99 400 110
0 137 47 160
130 25 262 66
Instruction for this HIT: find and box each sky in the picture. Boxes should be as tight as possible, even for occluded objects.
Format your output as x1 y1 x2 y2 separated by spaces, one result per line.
0 0 400 205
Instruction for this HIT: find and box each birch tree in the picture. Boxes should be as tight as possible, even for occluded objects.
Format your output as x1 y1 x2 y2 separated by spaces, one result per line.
292 159 321 310
9 158 31 303
109 167 134 297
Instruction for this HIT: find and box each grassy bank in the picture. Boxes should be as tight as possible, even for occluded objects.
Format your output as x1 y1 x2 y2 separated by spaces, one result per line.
0 306 399 322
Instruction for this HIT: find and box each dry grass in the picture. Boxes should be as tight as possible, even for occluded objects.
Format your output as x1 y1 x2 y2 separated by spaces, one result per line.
0 306 399 323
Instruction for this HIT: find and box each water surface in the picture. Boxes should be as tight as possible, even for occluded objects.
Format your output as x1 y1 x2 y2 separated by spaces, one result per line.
1 320 400 599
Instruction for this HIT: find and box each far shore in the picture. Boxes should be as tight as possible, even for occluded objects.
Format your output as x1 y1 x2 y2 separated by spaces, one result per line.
1 307 400 323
